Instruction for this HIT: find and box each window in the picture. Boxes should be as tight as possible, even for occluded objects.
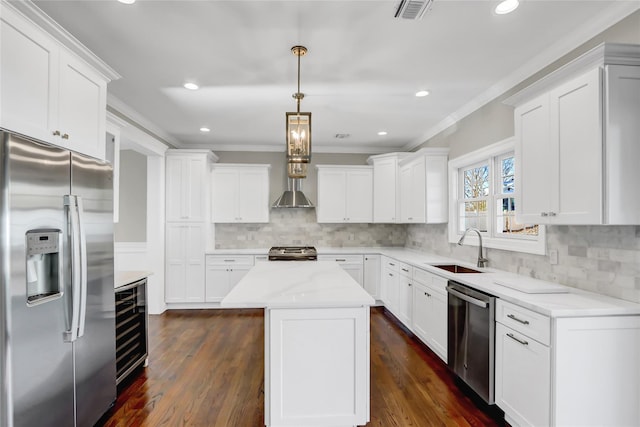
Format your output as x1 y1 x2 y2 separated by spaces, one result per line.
449 138 545 255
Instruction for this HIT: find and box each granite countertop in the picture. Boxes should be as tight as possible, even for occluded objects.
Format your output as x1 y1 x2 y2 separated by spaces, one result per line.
211 246 640 318
115 271 153 289
220 261 375 309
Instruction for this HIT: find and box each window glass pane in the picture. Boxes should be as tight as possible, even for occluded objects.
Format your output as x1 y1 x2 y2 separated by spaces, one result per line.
501 156 514 194
463 165 489 199
496 198 538 236
459 201 488 232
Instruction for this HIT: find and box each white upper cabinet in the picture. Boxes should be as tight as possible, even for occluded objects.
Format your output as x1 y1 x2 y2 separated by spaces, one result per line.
0 3 116 160
398 148 449 224
507 43 640 225
211 164 270 223
166 150 217 223
367 153 408 223
316 165 373 223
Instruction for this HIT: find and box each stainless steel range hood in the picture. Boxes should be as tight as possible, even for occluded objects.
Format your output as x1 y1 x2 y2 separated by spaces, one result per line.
272 178 314 208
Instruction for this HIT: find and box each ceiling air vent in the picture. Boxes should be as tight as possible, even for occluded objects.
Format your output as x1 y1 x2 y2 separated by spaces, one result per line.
394 0 433 20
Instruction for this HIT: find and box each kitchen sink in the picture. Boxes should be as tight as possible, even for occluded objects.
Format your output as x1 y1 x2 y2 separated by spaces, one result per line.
431 264 484 274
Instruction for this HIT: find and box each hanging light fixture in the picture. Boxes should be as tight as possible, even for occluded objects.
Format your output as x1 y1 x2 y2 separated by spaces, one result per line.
286 45 311 178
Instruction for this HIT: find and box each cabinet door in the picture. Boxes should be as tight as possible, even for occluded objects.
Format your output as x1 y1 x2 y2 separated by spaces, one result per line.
211 168 239 222
495 323 550 427
238 168 269 222
185 224 205 302
363 255 380 299
550 67 602 224
317 169 346 222
205 266 229 302
399 165 412 222
425 155 448 223
166 157 187 221
427 285 447 362
165 225 187 302
412 282 430 344
345 170 373 223
604 65 640 224
372 158 397 223
185 156 208 222
341 264 364 286
383 268 399 313
397 276 412 327
0 9 58 143
58 50 107 159
228 267 251 291
409 158 426 223
515 93 551 224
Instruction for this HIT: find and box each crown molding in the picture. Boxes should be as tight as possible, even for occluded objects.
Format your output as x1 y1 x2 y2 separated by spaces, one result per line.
403 1 640 151
4 0 121 81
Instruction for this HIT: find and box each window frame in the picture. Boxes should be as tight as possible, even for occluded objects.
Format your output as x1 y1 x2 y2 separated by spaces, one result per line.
448 137 546 255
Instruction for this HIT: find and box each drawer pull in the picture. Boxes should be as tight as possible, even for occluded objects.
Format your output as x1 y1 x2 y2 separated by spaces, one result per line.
389 262 395 266
224 259 236 262
507 314 530 325
425 292 431 297
401 268 409 272
335 259 346 262
388 273 394 277
507 333 529 346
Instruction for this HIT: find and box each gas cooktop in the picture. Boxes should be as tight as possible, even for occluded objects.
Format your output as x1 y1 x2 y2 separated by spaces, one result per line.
268 246 317 261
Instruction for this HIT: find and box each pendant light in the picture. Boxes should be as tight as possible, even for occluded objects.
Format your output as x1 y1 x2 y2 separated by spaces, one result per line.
286 45 311 178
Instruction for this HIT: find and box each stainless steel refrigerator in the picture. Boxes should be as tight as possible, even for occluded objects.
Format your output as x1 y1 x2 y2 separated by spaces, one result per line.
0 131 116 426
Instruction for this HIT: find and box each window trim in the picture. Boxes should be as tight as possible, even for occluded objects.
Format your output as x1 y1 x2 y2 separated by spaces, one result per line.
448 137 546 255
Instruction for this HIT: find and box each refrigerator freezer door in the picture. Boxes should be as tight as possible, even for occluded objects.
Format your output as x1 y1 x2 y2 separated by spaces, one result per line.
3 133 75 426
70 152 116 427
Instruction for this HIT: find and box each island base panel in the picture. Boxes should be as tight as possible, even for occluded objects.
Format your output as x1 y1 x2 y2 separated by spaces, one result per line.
265 306 370 427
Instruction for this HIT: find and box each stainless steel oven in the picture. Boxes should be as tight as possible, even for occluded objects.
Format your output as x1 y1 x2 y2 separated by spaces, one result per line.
447 280 496 404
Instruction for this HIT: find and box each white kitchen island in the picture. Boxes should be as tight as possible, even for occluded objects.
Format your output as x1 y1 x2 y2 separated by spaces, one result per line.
221 261 375 427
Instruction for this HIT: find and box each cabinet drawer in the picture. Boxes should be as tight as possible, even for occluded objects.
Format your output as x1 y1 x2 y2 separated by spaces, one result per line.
413 267 433 286
497 300 550 346
206 255 255 266
397 261 412 277
318 254 363 264
382 256 399 272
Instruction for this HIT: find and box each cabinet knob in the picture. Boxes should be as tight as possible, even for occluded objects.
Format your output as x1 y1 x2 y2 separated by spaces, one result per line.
52 130 61 136
408 283 412 287
61 133 69 140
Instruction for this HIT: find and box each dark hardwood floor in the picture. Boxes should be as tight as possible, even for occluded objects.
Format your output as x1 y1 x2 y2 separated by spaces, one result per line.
99 307 502 427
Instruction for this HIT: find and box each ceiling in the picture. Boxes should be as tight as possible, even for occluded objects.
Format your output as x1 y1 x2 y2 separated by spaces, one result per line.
32 0 640 153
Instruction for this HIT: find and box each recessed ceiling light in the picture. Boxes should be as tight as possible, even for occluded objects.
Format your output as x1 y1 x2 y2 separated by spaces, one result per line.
184 82 199 90
378 131 388 136
200 127 210 132
415 90 430 97
495 0 519 15
118 0 136 4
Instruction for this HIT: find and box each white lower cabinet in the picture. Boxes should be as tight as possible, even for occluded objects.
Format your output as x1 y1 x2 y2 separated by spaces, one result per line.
381 265 399 313
318 255 364 286
363 254 381 299
495 299 640 427
397 274 413 327
205 255 254 302
495 322 550 427
412 268 448 362
165 223 206 303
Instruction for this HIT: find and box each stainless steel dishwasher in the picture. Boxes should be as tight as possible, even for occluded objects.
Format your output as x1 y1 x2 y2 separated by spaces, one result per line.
447 280 496 404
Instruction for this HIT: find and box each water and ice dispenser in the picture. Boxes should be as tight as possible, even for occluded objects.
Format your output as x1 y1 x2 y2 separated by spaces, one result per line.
25 229 63 305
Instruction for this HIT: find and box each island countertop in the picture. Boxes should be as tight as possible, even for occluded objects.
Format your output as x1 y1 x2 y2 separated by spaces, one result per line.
221 261 376 309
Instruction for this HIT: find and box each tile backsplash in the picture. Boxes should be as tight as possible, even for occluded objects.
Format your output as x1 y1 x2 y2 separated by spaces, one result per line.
214 209 406 249
406 224 640 304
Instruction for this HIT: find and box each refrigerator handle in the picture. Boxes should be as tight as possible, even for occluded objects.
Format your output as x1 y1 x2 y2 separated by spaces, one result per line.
76 196 88 338
63 195 81 343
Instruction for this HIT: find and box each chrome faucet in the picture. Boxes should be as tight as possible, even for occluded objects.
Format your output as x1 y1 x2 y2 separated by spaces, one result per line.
457 227 488 268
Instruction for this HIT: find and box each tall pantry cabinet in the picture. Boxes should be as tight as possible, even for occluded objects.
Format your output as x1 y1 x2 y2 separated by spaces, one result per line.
165 150 218 305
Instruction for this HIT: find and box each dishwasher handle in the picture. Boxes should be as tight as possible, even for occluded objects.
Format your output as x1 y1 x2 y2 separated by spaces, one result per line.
447 286 488 308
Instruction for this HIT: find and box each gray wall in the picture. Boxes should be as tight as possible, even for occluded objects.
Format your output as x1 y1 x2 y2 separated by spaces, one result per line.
407 11 640 303
115 150 147 242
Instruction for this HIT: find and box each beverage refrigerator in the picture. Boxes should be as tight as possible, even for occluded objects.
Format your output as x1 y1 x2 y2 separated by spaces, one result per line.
0 130 116 426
